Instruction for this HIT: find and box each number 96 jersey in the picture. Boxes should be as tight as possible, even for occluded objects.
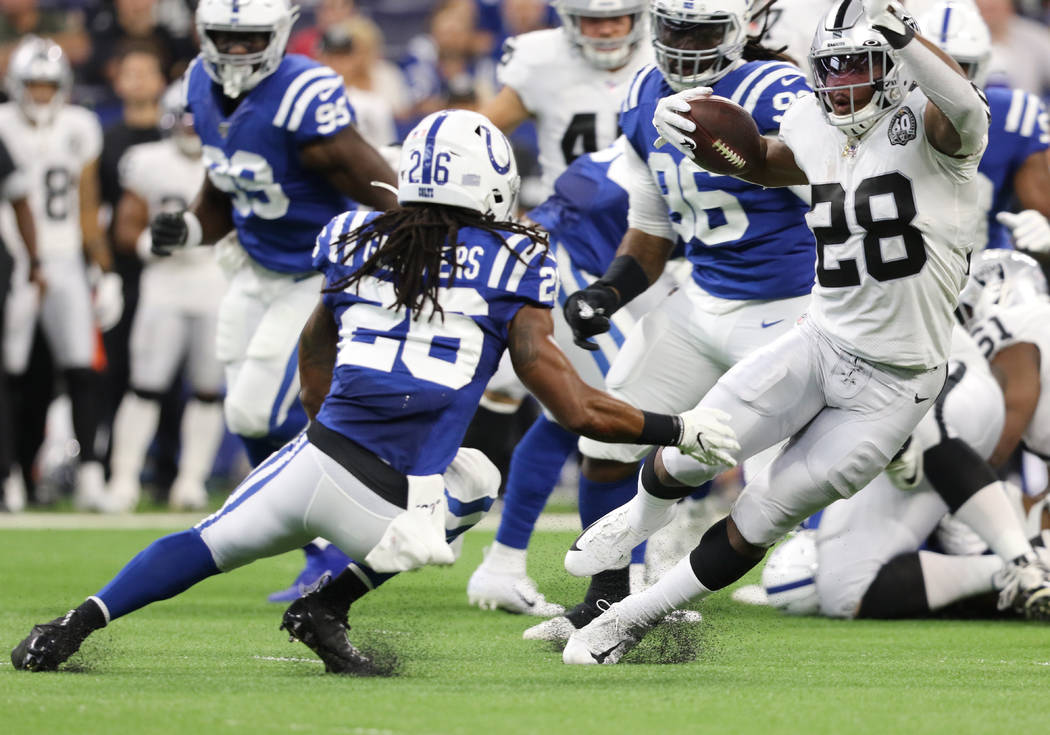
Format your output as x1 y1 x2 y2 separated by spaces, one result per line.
0 102 102 260
780 89 986 370
311 211 558 477
185 54 358 275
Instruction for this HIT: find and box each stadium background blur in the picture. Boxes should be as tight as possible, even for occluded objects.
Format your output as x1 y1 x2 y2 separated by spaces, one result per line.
0 0 1048 511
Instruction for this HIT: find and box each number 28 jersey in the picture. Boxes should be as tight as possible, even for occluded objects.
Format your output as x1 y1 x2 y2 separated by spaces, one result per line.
780 89 985 369
185 54 358 274
312 211 558 476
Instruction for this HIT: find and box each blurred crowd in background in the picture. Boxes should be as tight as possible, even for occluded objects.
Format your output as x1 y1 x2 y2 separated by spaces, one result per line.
0 0 1048 512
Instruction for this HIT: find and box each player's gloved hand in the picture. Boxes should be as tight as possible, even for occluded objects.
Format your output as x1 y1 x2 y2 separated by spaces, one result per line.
653 86 713 157
563 283 620 351
996 210 1050 254
150 211 202 257
675 406 740 468
92 270 124 332
864 0 914 45
885 435 924 490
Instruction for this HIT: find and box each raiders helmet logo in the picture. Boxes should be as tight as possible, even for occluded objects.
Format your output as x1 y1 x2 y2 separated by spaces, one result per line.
887 107 917 146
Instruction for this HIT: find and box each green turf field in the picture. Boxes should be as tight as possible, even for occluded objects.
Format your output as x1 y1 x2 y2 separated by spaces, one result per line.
2 526 1048 735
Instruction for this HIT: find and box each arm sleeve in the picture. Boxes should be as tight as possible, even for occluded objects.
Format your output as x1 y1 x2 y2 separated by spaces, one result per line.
624 141 674 241
896 39 989 157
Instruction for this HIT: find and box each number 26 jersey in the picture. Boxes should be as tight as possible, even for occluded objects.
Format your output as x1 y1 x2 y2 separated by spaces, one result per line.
780 89 986 370
311 211 558 477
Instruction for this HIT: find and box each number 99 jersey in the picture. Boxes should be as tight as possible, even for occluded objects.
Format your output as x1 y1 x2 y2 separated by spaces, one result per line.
311 211 558 477
185 54 358 274
620 61 816 301
780 88 985 369
0 101 101 260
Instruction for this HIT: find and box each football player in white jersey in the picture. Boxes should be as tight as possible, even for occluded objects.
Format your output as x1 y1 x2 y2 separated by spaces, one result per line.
101 94 226 513
756 251 1050 620
560 0 1050 665
482 0 652 196
0 36 122 510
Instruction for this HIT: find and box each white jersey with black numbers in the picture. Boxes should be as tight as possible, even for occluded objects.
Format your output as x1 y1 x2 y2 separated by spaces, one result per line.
780 89 984 369
969 301 1050 459
497 27 653 197
0 102 102 260
120 138 224 312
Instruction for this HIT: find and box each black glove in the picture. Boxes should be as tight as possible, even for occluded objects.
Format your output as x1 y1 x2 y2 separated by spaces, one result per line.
562 283 620 351
150 212 189 257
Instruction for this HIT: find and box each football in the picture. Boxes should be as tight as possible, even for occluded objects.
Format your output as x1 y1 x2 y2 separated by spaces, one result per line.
683 95 762 176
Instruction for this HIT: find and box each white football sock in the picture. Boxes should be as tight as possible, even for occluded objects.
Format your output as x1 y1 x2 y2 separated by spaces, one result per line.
625 485 678 537
953 482 1034 563
918 550 1003 611
173 399 224 487
484 540 528 576
617 555 710 626
109 393 161 486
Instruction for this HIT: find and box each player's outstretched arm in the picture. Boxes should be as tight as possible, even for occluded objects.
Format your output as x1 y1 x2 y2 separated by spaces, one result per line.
988 342 1042 467
190 175 235 244
477 85 531 135
299 126 398 211
735 137 809 188
864 0 988 156
509 304 740 466
297 297 338 422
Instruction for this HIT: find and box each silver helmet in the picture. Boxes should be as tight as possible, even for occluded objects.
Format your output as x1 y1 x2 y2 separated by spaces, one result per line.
555 0 647 70
957 249 1050 328
650 0 751 91
5 36 72 126
809 0 916 137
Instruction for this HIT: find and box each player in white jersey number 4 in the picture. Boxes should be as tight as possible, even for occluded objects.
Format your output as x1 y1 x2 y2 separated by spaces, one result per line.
561 0 1050 665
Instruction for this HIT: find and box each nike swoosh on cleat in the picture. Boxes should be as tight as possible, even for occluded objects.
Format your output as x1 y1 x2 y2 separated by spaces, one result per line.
761 319 784 328
914 394 930 403
593 643 621 664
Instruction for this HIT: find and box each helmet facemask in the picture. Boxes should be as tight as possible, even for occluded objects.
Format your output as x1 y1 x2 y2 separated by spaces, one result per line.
556 1 646 71
650 1 748 91
196 0 299 98
811 47 904 137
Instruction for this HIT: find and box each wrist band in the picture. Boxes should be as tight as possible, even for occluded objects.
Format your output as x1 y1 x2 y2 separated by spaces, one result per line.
874 22 914 49
595 255 650 309
638 411 683 446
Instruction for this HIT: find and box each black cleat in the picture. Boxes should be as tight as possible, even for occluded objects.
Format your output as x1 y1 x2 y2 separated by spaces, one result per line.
11 610 91 672
280 595 374 675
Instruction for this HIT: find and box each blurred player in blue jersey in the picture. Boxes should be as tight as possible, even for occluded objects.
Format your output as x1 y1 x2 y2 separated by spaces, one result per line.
467 137 683 617
918 0 1050 254
535 0 815 639
10 109 741 674
147 0 398 598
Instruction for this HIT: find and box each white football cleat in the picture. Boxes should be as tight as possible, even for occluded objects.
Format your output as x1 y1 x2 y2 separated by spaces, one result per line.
566 505 672 577
994 556 1050 621
97 475 141 514
169 479 209 511
73 461 107 512
467 565 565 617
562 602 651 665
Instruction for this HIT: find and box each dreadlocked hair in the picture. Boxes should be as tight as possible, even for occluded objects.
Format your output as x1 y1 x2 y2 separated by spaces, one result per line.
743 0 799 66
324 205 549 322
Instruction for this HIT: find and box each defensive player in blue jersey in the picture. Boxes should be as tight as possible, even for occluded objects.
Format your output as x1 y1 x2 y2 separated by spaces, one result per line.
148 0 399 599
467 137 684 618
917 0 1050 254
10 109 741 674
542 0 816 637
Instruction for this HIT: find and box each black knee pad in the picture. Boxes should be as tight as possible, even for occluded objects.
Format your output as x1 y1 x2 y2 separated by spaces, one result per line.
688 517 764 591
856 552 930 619
924 438 998 513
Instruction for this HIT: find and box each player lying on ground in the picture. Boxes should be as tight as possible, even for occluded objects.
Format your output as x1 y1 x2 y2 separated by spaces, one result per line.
754 257 1050 618
557 0 1050 665
10 110 740 674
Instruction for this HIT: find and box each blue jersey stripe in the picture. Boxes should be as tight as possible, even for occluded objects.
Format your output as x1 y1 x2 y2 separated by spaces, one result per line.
421 111 450 185
939 6 952 44
268 346 301 433
766 577 815 595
